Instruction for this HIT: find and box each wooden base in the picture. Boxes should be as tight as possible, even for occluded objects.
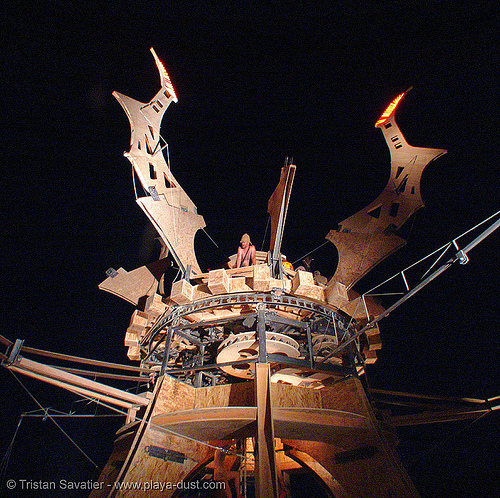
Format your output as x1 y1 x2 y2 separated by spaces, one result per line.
91 374 419 497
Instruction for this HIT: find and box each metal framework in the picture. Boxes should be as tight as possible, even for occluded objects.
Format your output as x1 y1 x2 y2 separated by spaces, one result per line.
139 292 360 384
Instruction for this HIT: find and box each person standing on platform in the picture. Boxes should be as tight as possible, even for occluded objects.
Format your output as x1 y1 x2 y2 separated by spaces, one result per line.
236 233 256 267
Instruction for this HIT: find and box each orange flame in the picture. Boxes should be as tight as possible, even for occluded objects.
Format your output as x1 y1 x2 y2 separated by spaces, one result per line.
375 92 405 127
151 48 178 102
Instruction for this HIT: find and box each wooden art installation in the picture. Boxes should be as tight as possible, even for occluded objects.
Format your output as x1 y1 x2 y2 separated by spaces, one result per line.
3 48 498 498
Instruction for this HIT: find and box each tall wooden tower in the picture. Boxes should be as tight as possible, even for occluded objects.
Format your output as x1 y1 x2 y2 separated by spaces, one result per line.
91 49 446 498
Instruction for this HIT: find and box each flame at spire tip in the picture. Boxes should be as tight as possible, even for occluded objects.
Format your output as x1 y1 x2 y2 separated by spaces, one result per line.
375 89 411 128
150 47 178 103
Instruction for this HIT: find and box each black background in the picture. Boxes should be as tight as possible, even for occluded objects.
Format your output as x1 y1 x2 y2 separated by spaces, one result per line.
1 2 499 497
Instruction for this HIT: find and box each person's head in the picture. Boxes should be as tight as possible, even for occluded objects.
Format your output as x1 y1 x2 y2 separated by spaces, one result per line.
240 233 251 248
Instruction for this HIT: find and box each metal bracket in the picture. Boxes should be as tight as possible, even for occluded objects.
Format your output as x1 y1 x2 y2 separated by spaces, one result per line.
4 339 24 366
456 249 469 265
106 267 118 278
148 186 160 201
144 445 187 463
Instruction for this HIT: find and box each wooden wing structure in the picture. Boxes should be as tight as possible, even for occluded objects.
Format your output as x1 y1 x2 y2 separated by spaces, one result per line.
113 48 206 277
327 88 447 288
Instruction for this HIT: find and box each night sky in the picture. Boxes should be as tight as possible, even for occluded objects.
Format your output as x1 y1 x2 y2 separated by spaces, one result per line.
1 3 499 497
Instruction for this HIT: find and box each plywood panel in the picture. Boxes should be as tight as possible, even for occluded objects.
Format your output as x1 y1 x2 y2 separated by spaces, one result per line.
153 375 196 416
319 378 369 415
194 381 255 409
271 382 322 409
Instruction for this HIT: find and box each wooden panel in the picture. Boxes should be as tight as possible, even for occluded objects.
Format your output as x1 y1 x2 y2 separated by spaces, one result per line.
253 264 272 292
137 196 205 276
144 293 168 317
324 281 349 309
169 279 194 304
98 266 157 306
327 231 406 289
319 378 370 415
207 268 230 295
195 381 255 409
268 164 296 254
115 430 214 497
271 382 322 409
152 375 196 416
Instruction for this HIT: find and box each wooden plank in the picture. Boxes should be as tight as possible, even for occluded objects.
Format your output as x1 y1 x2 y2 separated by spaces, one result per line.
14 357 149 407
254 363 279 498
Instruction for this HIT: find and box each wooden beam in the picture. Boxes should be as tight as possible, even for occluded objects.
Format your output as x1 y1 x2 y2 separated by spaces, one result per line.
254 362 279 498
14 357 149 407
268 164 296 257
9 366 136 410
20 346 153 373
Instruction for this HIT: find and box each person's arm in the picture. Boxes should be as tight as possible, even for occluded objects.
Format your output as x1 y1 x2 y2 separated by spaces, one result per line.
250 245 256 265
